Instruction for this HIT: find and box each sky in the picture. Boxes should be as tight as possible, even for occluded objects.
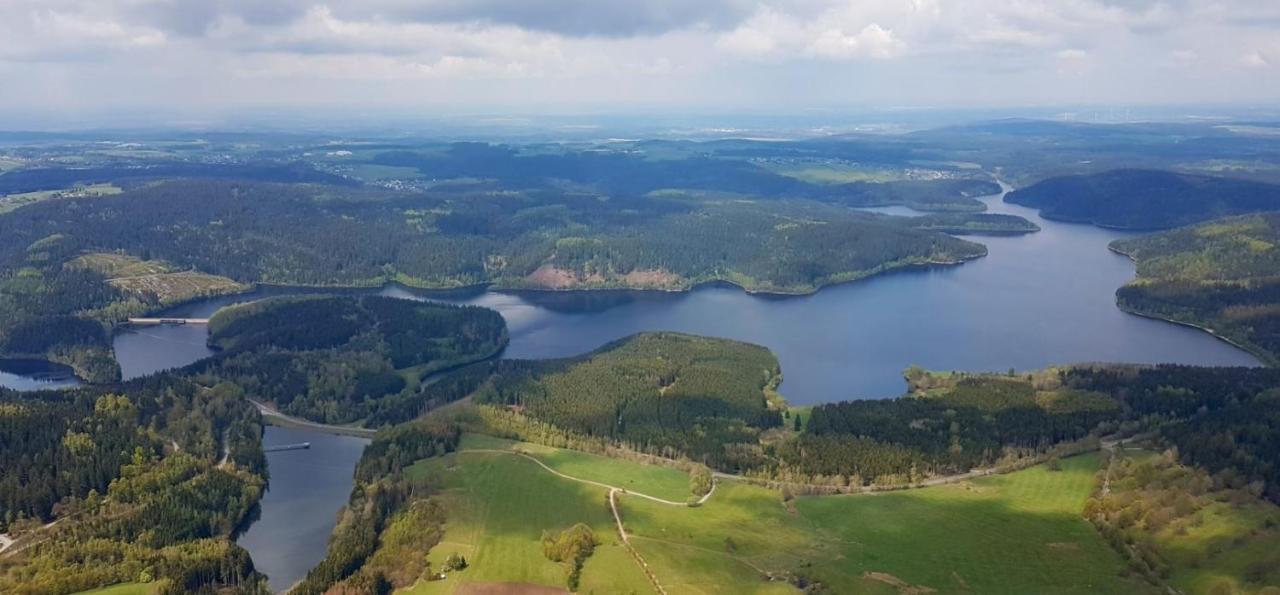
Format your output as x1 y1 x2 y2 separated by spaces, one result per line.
2 0 1279 124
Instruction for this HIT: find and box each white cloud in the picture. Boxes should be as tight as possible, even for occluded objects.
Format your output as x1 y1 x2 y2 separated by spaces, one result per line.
715 3 909 60
1241 50 1270 68
808 24 905 59
1 0 1279 115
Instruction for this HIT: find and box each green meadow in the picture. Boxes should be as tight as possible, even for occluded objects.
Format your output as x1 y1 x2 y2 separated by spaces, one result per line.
625 453 1140 594
404 451 653 595
74 583 159 595
458 433 694 502
405 439 1144 594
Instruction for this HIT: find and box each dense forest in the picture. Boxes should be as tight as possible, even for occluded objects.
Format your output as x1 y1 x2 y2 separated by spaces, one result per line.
189 295 507 424
0 376 269 594
1111 213 1280 364
1006 169 1280 229
473 332 784 469
0 178 1005 295
1063 365 1280 505
789 370 1120 482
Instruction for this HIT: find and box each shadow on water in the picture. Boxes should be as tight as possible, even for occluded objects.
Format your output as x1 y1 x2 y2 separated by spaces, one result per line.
0 358 82 391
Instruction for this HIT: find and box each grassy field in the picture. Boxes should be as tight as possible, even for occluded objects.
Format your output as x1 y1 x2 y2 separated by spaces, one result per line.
74 583 160 595
459 434 694 502
623 453 1142 594
403 451 653 594
408 437 1141 594
1111 450 1280 595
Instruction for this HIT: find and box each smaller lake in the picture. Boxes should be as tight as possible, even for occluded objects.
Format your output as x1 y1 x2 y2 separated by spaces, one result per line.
236 426 370 593
0 359 81 391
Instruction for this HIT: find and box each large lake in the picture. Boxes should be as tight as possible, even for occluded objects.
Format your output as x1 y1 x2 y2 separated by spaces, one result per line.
6 186 1261 590
115 188 1259 401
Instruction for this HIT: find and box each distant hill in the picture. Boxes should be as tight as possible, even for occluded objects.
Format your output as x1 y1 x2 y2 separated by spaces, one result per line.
1006 169 1280 229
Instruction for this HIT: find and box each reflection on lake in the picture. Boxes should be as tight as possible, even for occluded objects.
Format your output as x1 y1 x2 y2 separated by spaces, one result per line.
0 359 81 391
236 426 369 593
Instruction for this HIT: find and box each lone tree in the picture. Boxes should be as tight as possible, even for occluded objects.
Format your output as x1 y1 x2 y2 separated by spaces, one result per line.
690 464 713 498
542 523 599 590
443 553 467 572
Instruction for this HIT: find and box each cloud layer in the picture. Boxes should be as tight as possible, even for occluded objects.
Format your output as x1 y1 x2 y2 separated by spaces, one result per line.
1 0 1277 116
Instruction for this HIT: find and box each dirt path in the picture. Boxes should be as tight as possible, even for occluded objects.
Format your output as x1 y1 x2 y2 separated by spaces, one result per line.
1098 435 1131 497
461 449 674 594
463 449 695 506
610 488 667 595
217 429 231 468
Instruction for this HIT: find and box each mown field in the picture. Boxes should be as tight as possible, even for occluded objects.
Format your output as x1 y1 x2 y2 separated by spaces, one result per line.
458 433 694 502
403 451 653 595
624 453 1139 594
405 438 1143 594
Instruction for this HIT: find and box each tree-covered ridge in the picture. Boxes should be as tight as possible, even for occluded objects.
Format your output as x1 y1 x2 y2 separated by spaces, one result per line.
368 142 1000 210
0 378 264 533
195 295 508 425
0 178 1006 296
1110 213 1280 364
473 332 783 466
1006 169 1280 229
787 369 1121 482
899 212 1040 235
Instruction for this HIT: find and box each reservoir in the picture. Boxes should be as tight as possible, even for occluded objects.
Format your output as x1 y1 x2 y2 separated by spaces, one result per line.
234 426 369 592
110 187 1257 401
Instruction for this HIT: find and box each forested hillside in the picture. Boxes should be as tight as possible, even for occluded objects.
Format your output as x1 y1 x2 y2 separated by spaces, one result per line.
790 369 1120 482
1006 169 1280 229
473 332 784 468
1111 213 1280 364
0 378 268 594
191 295 508 424
1064 365 1280 505
0 179 1004 295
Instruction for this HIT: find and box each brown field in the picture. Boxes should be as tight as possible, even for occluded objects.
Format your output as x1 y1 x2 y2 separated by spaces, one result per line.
70 252 247 304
